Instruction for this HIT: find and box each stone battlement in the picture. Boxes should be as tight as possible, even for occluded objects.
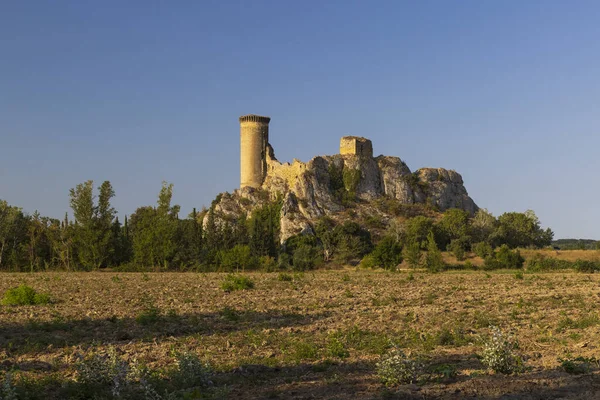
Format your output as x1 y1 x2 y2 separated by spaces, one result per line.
239 115 271 124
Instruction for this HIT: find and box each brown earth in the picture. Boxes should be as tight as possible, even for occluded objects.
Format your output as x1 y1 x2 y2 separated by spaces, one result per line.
1 269 600 399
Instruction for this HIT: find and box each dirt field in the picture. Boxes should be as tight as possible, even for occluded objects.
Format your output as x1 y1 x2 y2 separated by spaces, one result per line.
1 269 600 399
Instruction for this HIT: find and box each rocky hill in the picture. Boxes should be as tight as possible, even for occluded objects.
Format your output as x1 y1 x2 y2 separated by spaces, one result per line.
206 138 477 243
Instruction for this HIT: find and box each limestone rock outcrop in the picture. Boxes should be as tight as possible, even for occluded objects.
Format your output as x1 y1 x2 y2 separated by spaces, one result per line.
205 144 478 242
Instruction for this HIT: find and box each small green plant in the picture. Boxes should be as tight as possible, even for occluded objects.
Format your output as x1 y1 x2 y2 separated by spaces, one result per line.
515 271 524 280
219 306 240 322
220 274 254 292
341 273 351 282
480 326 525 374
135 305 161 325
111 275 121 283
376 345 424 386
558 356 597 374
326 336 350 359
1 285 50 306
429 363 458 381
277 272 293 282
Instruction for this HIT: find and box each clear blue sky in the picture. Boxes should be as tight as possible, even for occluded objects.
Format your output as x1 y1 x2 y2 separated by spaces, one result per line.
1 1 599 239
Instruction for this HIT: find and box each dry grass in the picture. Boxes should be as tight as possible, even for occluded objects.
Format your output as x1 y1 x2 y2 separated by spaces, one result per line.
1 270 600 399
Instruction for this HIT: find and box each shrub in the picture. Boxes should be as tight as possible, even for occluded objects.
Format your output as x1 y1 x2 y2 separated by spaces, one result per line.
75 346 130 397
370 236 403 270
473 241 494 259
480 326 524 374
448 239 467 261
483 245 524 270
1 285 50 306
292 244 318 270
171 351 212 388
359 254 377 269
220 274 254 292
573 259 600 273
376 346 424 386
526 254 573 272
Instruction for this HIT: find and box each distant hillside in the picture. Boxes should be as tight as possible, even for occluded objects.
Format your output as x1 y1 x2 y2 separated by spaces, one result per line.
552 239 599 250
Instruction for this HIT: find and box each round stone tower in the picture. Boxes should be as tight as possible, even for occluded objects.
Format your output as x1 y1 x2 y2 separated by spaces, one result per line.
239 114 270 189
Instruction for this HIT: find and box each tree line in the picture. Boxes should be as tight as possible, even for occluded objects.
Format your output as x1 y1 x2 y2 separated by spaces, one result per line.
0 180 554 272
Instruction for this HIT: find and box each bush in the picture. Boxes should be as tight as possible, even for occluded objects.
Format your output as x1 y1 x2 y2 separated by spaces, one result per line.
483 245 524 270
480 326 524 374
473 241 494 259
376 346 424 386
171 351 212 388
292 244 318 270
220 274 254 292
370 236 403 270
526 254 573 272
75 346 130 397
448 239 467 261
1 285 50 306
573 259 600 273
359 254 377 269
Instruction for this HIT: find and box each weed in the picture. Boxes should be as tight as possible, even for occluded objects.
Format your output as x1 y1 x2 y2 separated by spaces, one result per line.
1 285 50 306
290 340 318 362
277 272 293 282
341 273 351 282
135 305 161 325
326 336 350 359
111 275 121 283
515 271 524 280
429 363 458 381
343 289 354 298
171 351 212 388
558 356 597 374
557 313 600 332
219 306 240 322
480 326 525 374
221 274 255 292
376 345 424 386
75 346 130 397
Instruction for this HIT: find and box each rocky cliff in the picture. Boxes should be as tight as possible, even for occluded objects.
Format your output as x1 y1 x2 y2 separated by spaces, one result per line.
206 143 477 243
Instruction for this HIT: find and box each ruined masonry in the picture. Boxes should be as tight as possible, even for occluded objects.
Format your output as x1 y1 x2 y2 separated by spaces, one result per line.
206 114 478 242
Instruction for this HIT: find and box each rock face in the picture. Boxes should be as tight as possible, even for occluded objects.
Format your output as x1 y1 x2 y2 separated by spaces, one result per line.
206 141 478 243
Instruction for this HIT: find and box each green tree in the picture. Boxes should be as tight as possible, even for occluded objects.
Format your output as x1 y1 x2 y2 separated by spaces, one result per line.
69 180 116 270
130 182 180 269
0 200 24 269
494 211 553 249
371 236 403 270
403 241 422 269
404 216 434 249
423 231 444 272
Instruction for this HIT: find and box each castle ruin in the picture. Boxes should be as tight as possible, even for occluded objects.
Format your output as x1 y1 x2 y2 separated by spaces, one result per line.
239 114 374 189
239 115 270 189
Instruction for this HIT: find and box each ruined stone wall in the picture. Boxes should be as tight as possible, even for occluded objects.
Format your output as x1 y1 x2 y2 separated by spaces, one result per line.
240 115 270 189
265 156 308 190
340 136 373 158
